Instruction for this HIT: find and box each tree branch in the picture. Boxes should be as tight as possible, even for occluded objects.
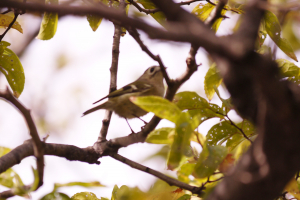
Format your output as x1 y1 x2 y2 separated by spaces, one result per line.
109 153 204 195
128 0 203 15
97 0 126 143
0 0 241 61
127 28 171 86
0 88 45 188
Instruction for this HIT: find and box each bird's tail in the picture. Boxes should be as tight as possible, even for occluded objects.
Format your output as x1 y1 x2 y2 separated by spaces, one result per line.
82 103 107 117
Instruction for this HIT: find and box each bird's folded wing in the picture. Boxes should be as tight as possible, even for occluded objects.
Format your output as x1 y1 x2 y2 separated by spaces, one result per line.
93 83 152 104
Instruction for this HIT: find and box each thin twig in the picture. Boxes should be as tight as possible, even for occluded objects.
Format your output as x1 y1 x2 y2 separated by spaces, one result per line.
1 9 11 14
109 153 204 195
0 12 19 42
128 0 204 15
128 0 160 14
206 0 228 27
97 0 126 142
225 115 253 143
127 28 171 86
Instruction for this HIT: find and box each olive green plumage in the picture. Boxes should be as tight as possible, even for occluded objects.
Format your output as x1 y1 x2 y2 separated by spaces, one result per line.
83 66 165 119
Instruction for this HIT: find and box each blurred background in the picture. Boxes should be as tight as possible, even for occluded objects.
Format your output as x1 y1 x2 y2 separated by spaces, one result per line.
0 1 299 199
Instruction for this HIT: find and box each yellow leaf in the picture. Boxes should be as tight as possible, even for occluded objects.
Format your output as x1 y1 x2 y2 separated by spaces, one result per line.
0 14 23 33
285 178 300 200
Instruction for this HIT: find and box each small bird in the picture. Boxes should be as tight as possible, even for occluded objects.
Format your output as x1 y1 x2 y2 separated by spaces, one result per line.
83 66 165 132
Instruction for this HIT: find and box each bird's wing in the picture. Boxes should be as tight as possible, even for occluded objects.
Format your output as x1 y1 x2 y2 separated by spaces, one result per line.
93 82 153 104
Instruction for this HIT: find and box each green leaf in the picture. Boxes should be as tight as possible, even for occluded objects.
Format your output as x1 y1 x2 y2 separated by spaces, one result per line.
54 181 105 192
173 91 225 120
207 120 255 147
41 192 71 200
0 41 25 97
193 144 227 178
177 194 192 200
29 167 39 192
86 0 109 31
0 168 15 188
146 127 175 144
0 146 11 157
111 185 119 200
116 185 147 199
131 96 182 123
0 14 23 33
37 0 58 40
214 86 233 112
207 121 239 146
264 11 298 62
71 192 99 200
232 136 253 160
283 17 300 51
87 15 103 32
212 9 227 32
135 0 166 26
192 3 215 22
226 120 255 150
276 59 299 77
177 162 196 183
167 112 194 170
204 63 222 101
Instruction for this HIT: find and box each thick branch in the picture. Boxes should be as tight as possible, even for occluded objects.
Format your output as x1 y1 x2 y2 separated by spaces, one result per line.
0 141 99 175
0 0 241 61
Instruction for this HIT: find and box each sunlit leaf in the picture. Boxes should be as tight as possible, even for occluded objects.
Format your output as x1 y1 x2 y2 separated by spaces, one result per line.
212 9 226 32
87 15 103 32
283 16 300 51
264 11 298 62
111 185 119 200
232 136 252 160
0 13 23 33
71 192 99 200
146 127 175 144
285 178 300 200
37 0 58 40
135 0 166 26
276 59 299 77
86 0 109 31
0 41 25 97
204 63 222 101
192 3 215 21
131 96 182 123
193 144 227 178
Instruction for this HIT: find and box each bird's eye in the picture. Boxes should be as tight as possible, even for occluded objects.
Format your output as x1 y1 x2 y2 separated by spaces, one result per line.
150 67 155 73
